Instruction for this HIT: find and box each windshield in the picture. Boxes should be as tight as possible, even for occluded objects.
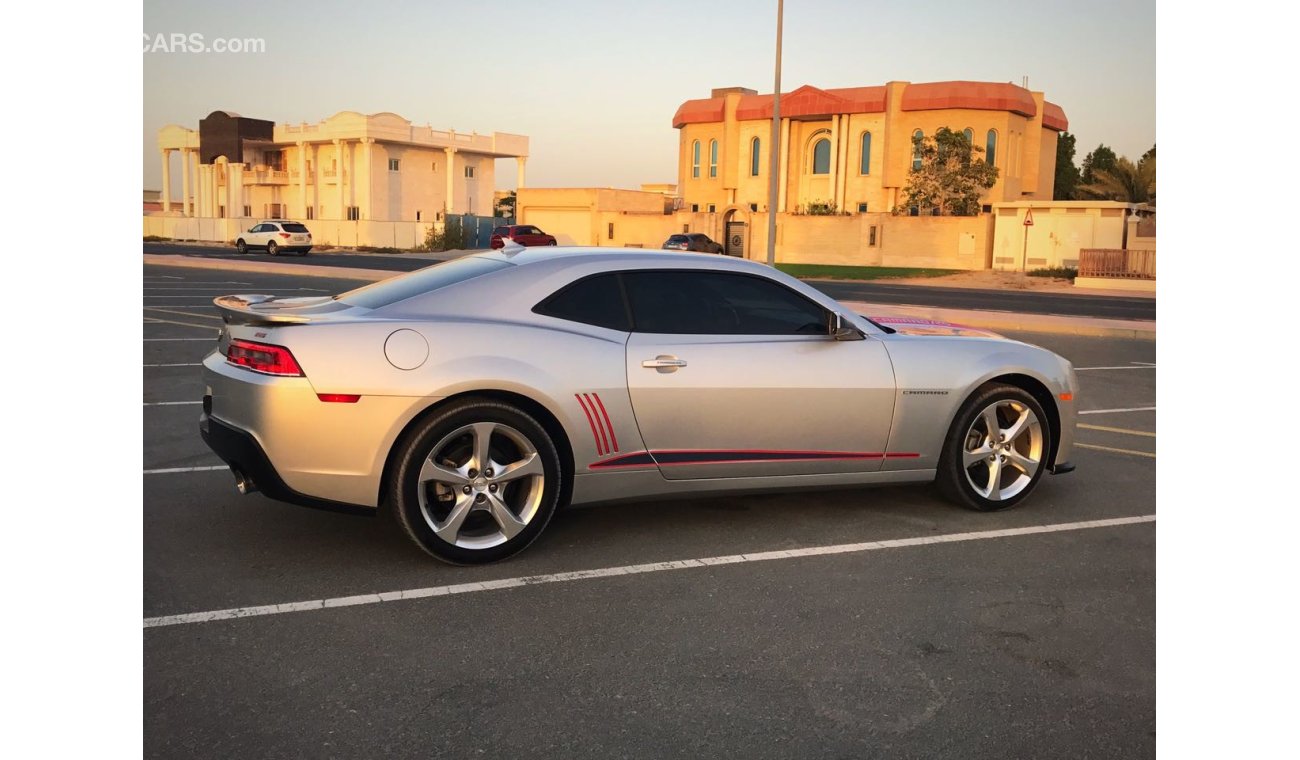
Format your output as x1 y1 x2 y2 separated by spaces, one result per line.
335 256 512 309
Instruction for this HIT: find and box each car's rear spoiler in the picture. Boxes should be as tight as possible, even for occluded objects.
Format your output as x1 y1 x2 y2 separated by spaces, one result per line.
213 294 349 325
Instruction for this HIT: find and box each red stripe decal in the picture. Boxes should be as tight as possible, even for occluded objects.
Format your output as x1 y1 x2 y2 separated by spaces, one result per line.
574 394 605 456
583 393 611 455
592 393 619 452
884 453 921 459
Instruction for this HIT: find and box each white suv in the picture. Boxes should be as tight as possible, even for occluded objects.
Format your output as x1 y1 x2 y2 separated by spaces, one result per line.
235 220 313 256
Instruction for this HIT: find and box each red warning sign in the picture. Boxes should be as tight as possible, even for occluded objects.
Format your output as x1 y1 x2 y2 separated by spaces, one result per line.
1024 208 1035 226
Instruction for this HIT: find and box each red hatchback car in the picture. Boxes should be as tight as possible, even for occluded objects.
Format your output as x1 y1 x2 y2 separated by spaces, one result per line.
489 225 558 249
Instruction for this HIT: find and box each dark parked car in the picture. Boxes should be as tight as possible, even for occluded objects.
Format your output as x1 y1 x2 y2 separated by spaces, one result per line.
490 225 557 249
663 233 724 254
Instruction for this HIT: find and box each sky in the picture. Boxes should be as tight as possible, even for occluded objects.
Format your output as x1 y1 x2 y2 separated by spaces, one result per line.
143 0 1155 196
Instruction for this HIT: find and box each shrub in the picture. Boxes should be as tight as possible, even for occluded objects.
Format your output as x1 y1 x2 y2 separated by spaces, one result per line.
1027 266 1078 281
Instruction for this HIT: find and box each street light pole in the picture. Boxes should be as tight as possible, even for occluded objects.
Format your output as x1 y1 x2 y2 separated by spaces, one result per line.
765 0 783 267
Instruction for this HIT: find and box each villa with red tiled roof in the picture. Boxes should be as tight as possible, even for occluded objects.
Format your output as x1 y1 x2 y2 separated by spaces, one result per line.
672 80 1068 216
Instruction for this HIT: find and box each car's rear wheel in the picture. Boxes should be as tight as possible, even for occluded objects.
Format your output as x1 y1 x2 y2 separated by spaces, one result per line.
266 241 278 256
390 399 562 564
936 383 1051 511
235 239 247 254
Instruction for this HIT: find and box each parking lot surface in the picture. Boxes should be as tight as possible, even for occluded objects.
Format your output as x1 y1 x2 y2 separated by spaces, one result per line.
143 263 1156 758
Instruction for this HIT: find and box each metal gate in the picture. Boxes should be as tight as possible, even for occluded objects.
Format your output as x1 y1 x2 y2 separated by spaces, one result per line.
725 221 747 257
446 214 509 249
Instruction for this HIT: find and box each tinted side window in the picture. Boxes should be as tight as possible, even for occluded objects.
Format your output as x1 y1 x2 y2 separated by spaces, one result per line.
534 273 631 331
624 271 827 335
491 227 508 236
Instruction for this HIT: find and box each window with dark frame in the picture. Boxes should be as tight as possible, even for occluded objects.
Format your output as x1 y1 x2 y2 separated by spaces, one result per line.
388 158 400 171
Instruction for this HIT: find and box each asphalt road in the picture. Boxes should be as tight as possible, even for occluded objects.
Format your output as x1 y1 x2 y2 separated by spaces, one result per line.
143 264 1156 758
143 242 1157 321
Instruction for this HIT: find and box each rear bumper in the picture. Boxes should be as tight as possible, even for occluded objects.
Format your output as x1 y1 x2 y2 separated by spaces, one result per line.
200 410 374 515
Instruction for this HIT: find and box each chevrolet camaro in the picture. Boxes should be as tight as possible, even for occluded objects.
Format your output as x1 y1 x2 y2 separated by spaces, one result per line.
200 247 1077 564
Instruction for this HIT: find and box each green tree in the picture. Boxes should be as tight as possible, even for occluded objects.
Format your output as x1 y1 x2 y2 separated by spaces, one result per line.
897 128 999 216
1078 155 1156 204
1053 131 1081 200
1140 143 1155 166
1080 144 1118 186
494 190 516 220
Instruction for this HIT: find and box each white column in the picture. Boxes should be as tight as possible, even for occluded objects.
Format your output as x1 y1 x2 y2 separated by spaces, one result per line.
191 152 202 217
516 156 527 189
444 147 457 214
777 118 791 212
360 138 374 221
160 149 172 213
829 115 840 210
180 149 192 216
333 139 345 219
297 141 307 220
307 143 318 219
229 164 244 219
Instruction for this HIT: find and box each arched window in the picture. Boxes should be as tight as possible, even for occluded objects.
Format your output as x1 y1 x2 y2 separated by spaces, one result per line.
986 129 998 167
963 128 973 144
911 129 924 170
859 132 872 175
750 137 761 176
709 139 718 178
692 140 700 178
812 138 831 174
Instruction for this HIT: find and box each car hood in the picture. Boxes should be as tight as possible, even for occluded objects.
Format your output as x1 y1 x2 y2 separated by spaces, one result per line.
865 315 1003 338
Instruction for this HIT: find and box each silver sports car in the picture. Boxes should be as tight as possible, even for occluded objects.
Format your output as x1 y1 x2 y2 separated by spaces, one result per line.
201 248 1077 564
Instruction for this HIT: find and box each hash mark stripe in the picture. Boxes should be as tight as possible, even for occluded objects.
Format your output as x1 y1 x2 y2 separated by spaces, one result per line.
584 393 610 455
592 393 619 453
574 394 605 456
143 515 1156 628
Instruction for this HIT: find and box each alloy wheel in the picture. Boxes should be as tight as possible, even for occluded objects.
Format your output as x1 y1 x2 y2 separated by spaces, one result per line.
416 422 546 550
961 399 1044 502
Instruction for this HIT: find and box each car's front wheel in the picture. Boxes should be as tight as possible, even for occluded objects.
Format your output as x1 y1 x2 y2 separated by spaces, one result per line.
390 398 563 564
936 383 1051 511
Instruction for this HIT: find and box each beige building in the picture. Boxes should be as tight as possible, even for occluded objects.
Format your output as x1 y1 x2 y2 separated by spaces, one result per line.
673 81 1068 218
155 110 528 223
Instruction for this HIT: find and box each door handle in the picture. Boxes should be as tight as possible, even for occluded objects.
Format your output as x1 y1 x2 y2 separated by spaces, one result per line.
642 355 687 372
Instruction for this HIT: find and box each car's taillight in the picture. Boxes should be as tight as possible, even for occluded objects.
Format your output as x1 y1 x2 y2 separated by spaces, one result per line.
226 339 304 376
279 232 291 239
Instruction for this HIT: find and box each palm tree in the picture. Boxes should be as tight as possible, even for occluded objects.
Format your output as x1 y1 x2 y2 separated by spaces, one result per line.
1078 156 1155 205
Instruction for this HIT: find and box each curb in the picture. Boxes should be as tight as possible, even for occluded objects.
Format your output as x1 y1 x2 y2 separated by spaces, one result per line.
143 254 392 282
144 255 1156 340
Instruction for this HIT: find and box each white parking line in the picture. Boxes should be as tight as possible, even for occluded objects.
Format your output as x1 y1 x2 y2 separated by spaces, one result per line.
1075 365 1157 371
145 465 227 475
144 401 202 406
1079 423 1156 437
143 514 1156 629
1076 443 1156 459
1079 406 1156 415
145 307 222 321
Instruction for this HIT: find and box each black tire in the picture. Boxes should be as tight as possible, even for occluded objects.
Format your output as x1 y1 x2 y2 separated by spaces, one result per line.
299 248 311 256
936 383 1052 512
235 239 247 254
266 241 278 256
389 398 563 564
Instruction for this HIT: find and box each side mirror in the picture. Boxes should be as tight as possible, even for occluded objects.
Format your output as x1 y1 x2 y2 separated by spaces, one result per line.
830 312 865 341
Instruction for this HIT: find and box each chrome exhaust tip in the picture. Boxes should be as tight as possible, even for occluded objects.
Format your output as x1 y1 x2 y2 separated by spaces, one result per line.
232 468 258 495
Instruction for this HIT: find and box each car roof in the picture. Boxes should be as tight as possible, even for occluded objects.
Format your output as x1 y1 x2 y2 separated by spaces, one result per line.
468 246 761 273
